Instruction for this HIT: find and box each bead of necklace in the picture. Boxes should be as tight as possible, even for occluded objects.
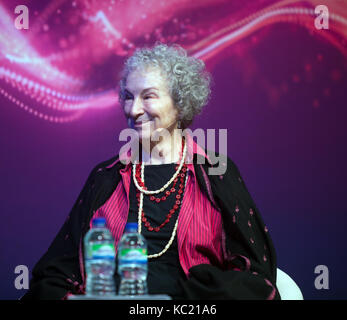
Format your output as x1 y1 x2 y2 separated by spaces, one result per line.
132 137 188 259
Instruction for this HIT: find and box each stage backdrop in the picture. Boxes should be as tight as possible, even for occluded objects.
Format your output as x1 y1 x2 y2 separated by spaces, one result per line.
1 0 346 299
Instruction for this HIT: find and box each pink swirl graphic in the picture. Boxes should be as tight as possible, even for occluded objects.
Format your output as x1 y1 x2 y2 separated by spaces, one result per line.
0 0 346 122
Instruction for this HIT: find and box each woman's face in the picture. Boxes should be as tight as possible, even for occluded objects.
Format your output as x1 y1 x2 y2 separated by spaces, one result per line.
123 67 179 142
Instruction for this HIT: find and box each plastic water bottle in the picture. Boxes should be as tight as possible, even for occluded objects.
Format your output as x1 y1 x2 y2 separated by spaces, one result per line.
117 222 148 295
84 217 116 296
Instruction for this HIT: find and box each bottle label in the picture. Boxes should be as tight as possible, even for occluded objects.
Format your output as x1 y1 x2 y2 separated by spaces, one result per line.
87 243 115 260
118 248 147 264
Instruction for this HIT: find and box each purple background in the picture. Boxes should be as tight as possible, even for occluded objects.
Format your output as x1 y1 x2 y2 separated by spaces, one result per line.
1 0 346 299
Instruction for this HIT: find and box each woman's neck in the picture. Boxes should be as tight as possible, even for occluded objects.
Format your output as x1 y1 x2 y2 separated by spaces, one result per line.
140 130 183 165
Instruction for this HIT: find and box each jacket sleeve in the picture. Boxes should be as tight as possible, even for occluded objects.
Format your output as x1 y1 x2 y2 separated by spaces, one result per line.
181 156 280 300
20 166 98 300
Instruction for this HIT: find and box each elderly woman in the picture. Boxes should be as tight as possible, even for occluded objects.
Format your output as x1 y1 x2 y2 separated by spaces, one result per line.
22 43 280 300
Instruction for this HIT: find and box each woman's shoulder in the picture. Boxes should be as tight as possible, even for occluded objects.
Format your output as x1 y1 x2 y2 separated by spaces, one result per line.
83 155 122 187
88 154 120 173
196 149 240 178
95 154 121 170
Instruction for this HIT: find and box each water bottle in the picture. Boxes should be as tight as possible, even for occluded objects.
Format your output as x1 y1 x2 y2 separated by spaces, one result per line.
117 222 148 295
84 217 116 296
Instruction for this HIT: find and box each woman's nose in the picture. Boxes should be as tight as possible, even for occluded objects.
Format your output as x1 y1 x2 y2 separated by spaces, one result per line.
129 96 144 119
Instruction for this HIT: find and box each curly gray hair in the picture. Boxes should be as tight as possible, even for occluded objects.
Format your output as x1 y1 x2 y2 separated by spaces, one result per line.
118 43 212 129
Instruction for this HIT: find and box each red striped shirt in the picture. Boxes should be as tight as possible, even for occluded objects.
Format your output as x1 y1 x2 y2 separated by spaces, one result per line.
91 133 225 277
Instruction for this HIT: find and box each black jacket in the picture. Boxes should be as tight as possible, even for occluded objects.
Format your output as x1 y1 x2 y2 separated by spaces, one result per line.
21 152 280 300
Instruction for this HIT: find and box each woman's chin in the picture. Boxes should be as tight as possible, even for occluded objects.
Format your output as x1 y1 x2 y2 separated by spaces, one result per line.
136 130 151 143
134 123 154 138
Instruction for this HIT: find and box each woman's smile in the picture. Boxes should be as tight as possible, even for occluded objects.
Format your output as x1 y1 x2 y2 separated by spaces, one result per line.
134 120 150 126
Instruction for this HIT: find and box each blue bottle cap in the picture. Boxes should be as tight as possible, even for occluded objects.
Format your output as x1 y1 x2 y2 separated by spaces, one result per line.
125 222 138 232
92 217 106 227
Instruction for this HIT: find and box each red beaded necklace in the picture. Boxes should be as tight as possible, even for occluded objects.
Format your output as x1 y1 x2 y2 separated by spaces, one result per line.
134 139 187 232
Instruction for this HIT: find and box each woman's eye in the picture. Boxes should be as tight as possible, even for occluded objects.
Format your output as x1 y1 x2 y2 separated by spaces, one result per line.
124 95 133 100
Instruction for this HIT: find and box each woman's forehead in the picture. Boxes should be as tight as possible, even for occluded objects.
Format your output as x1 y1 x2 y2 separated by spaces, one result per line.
125 67 167 92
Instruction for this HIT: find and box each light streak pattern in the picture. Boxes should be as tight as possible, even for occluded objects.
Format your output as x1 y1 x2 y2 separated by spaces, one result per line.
0 0 345 123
